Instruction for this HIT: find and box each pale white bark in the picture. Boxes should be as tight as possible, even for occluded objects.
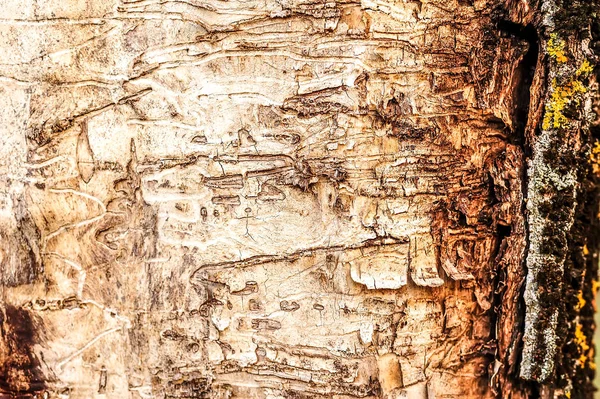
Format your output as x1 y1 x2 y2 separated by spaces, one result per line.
0 0 576 398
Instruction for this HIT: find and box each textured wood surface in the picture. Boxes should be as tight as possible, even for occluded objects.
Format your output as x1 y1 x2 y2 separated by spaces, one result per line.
0 0 598 398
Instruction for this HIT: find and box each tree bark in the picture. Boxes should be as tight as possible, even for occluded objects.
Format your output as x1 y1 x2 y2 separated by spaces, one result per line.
0 0 598 398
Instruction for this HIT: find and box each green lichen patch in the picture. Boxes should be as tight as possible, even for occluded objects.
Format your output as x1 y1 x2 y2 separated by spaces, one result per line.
521 27 597 390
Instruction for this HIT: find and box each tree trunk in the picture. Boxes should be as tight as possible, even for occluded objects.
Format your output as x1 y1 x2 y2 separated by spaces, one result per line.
0 0 599 398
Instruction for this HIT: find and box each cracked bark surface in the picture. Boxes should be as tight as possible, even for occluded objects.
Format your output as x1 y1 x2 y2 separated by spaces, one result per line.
0 0 599 398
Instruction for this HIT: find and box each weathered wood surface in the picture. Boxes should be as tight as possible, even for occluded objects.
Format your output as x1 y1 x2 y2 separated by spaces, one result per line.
0 0 598 398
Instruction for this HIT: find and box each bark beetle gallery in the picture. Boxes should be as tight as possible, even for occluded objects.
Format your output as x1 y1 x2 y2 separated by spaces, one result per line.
0 0 599 398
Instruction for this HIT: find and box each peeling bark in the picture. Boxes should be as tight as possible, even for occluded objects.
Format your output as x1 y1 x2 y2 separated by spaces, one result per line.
0 0 599 398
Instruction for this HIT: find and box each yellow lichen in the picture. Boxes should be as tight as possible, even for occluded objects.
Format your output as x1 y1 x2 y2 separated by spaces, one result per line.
542 80 569 129
583 244 589 255
575 323 590 368
542 77 589 130
570 79 588 95
590 142 600 176
575 324 589 350
547 33 568 63
542 39 593 131
576 60 594 77
577 291 586 309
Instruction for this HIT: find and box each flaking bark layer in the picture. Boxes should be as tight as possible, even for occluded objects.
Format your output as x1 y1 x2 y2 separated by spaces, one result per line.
0 0 598 398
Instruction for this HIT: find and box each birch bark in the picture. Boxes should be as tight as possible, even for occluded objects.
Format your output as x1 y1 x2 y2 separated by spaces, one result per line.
0 0 598 398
